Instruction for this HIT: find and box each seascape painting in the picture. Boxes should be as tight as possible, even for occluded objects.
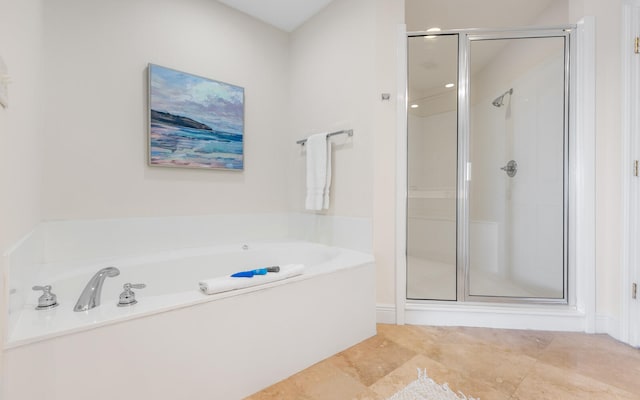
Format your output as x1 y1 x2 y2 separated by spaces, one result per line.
148 64 244 170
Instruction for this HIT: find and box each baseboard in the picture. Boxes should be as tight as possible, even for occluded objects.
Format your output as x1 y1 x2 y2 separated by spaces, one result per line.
595 313 621 341
378 302 632 337
376 304 396 324
402 302 587 331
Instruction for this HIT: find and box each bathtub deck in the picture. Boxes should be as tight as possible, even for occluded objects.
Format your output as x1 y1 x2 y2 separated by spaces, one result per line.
4 261 376 400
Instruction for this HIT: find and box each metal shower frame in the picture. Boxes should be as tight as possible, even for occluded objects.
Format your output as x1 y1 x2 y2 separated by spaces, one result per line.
406 26 574 305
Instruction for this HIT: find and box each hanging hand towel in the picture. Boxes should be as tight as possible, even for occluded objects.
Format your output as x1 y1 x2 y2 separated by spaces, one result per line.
305 133 332 210
323 139 332 209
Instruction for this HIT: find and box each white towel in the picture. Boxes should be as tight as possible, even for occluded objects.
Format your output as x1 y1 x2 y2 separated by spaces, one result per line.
305 133 332 210
198 264 305 295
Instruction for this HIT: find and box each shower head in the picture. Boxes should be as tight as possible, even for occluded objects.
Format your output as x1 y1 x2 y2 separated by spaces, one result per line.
492 88 513 107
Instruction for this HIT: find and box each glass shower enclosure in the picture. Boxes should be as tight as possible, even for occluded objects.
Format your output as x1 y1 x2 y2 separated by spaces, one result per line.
406 28 570 303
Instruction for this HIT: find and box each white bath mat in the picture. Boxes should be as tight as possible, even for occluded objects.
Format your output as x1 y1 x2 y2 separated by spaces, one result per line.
386 369 478 400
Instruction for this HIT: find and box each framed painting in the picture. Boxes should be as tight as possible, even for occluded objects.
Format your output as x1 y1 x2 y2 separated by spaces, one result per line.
148 64 244 170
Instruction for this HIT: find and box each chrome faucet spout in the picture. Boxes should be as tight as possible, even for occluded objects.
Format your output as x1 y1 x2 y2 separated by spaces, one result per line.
74 266 120 312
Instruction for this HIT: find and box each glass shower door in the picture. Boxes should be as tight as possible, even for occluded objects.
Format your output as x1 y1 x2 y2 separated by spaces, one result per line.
466 35 568 300
406 34 458 300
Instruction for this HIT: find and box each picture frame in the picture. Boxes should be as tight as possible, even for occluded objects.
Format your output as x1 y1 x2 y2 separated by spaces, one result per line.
148 64 244 170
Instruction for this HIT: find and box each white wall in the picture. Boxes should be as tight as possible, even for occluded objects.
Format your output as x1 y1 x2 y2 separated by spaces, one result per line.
567 0 623 326
288 0 404 305
0 0 45 391
288 0 376 217
585 0 623 326
372 0 405 306
42 0 290 220
0 0 45 268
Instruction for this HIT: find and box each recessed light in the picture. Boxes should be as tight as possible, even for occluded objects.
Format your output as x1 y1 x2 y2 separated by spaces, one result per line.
445 83 455 88
410 104 419 108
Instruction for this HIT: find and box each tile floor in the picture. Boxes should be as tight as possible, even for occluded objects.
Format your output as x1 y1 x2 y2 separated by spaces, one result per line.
245 324 640 400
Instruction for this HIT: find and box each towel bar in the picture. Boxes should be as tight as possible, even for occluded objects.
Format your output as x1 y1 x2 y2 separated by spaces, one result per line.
296 129 353 145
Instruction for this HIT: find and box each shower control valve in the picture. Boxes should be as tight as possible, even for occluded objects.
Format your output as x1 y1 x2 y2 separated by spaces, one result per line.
117 283 146 307
500 160 518 178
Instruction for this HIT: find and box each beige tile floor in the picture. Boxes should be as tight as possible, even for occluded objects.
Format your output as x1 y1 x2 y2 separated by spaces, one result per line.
246 324 640 400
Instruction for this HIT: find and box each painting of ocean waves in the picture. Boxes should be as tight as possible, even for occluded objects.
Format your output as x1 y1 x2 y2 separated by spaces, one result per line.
148 64 244 170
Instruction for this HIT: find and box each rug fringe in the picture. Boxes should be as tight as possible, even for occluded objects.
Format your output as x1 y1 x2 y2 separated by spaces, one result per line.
386 369 479 400
415 369 479 400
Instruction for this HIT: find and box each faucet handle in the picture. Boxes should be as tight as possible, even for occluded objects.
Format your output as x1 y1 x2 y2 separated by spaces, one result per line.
125 283 146 290
118 283 146 307
32 285 59 310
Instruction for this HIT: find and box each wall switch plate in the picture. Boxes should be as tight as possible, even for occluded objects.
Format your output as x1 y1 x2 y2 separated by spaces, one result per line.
0 56 9 108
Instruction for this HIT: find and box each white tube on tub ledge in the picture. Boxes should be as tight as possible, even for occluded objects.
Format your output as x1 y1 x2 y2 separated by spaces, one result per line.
199 263 305 295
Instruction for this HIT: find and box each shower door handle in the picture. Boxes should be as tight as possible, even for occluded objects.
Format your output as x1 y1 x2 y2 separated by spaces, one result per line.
500 160 518 177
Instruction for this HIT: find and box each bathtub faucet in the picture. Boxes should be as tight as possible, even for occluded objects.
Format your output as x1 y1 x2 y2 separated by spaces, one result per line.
74 266 120 312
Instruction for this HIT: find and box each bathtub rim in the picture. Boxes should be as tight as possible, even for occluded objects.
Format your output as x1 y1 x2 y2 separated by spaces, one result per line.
5 241 374 350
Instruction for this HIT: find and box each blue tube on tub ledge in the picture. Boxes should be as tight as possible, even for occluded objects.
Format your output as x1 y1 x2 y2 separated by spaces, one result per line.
231 266 280 278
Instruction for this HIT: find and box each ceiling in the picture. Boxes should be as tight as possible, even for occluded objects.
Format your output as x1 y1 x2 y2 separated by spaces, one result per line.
405 0 559 32
218 0 559 35
218 0 334 32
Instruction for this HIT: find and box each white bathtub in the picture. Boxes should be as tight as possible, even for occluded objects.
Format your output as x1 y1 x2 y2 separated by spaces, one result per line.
4 241 376 400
